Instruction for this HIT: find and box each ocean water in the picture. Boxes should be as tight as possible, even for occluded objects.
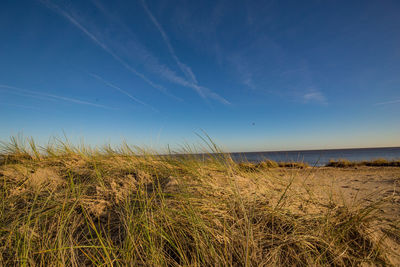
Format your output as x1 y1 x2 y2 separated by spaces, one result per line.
230 147 400 166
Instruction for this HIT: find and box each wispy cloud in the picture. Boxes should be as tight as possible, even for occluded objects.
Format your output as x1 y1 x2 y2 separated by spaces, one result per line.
0 84 112 109
39 0 171 97
88 73 158 112
41 0 229 105
149 68 230 105
303 89 327 105
0 102 41 110
140 0 230 105
374 99 400 106
140 0 197 84
229 54 256 90
1 86 58 103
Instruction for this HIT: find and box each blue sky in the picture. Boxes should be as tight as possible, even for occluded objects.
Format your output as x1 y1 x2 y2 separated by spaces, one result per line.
1 0 399 152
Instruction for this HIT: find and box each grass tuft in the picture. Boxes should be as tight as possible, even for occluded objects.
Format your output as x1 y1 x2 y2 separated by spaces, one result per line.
0 136 394 265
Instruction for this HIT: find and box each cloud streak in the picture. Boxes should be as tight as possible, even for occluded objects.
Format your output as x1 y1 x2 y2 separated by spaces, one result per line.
41 0 229 105
0 84 112 109
0 102 41 110
88 73 158 112
374 99 400 106
140 0 230 105
141 0 197 84
303 89 327 105
40 0 170 97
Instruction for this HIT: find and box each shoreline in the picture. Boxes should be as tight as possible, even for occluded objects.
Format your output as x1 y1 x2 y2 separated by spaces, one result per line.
228 145 400 154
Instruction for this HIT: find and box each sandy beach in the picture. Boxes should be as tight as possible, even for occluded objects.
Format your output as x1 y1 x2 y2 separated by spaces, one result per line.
1 149 400 265
266 166 400 264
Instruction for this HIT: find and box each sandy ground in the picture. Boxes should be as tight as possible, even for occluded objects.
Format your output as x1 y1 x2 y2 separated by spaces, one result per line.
299 167 400 221
272 166 400 264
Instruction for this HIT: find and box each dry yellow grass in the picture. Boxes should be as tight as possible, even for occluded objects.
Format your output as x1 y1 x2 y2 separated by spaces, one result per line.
326 158 400 167
0 136 398 266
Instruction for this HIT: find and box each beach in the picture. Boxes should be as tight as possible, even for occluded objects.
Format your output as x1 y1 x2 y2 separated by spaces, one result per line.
2 0 400 265
1 144 400 265
262 166 400 265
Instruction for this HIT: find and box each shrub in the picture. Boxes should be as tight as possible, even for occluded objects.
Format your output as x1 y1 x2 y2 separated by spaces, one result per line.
257 159 279 168
326 159 355 167
278 161 309 168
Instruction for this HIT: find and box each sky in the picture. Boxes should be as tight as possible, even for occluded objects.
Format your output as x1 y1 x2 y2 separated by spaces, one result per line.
1 0 400 152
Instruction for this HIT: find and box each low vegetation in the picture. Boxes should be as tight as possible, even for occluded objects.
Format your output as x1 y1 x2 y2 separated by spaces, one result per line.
0 136 394 266
326 158 400 167
237 160 309 172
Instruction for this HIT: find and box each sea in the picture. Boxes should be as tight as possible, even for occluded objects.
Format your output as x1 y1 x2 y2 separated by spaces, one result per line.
229 147 400 166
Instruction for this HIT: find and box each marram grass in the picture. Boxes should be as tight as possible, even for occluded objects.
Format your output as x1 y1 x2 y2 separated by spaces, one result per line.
0 136 393 266
326 158 400 167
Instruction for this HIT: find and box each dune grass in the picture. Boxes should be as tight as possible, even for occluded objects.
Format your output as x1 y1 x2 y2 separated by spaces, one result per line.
326 158 400 167
0 136 393 266
237 161 309 172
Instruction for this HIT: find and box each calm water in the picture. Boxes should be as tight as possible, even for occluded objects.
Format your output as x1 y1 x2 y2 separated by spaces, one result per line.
230 147 400 166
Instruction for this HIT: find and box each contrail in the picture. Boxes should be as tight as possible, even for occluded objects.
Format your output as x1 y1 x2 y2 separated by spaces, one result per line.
141 0 197 84
0 86 59 102
88 0 183 102
0 102 41 110
40 0 170 96
88 73 158 112
0 84 112 109
140 0 231 105
374 99 400 106
40 0 229 105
